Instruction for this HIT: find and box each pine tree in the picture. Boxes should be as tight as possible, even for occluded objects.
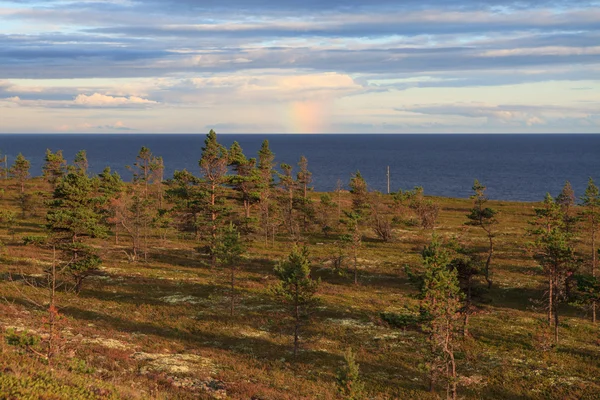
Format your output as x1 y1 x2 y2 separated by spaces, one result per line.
528 193 566 326
46 172 107 293
257 140 275 244
73 150 88 176
532 225 578 344
370 192 393 242
556 181 577 233
215 223 245 316
341 211 362 285
349 171 369 216
336 348 365 400
166 169 206 240
296 155 312 199
43 149 67 187
277 163 297 236
419 236 462 399
98 167 124 243
131 146 153 196
530 193 564 235
10 153 30 194
580 178 600 322
0 151 8 180
199 129 229 267
273 246 319 357
466 180 497 289
228 142 259 221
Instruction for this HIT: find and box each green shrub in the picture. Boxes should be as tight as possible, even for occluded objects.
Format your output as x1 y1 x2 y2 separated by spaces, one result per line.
22 235 47 246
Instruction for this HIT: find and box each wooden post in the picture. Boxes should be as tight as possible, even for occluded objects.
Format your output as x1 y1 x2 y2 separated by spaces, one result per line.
387 166 390 194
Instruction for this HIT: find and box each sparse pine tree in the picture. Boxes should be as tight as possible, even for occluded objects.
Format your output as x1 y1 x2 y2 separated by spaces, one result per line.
336 348 365 400
277 163 297 237
420 236 462 400
580 178 600 322
532 224 578 343
556 181 577 233
73 150 89 176
349 171 369 216
297 155 312 199
46 172 107 293
466 179 497 289
43 149 67 187
199 129 229 267
273 246 319 357
10 153 30 194
341 211 362 285
215 223 245 316
228 141 259 221
98 167 124 243
257 140 275 244
166 169 206 240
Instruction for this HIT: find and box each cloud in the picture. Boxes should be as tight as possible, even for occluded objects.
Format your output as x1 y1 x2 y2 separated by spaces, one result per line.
398 102 599 126
73 93 158 107
2 0 600 133
54 120 136 132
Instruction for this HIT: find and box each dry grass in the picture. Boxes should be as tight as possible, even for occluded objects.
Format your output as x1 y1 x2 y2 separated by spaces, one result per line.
0 178 599 399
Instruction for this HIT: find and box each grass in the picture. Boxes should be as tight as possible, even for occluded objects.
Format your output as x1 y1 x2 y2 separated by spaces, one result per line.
0 178 599 399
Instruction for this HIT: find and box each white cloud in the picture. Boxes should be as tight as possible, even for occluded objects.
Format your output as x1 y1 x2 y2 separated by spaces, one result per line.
73 93 158 107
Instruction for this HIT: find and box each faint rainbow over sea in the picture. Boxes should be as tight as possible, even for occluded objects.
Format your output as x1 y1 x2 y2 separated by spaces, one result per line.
286 100 331 134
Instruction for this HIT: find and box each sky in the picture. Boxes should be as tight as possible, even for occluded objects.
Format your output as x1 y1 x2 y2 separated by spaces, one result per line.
0 0 599 134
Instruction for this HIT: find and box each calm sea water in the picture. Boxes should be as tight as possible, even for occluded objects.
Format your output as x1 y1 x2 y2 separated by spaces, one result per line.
1 134 598 202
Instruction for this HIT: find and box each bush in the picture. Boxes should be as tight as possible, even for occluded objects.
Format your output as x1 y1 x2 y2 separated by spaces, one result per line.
22 235 47 246
5 328 40 350
380 311 426 329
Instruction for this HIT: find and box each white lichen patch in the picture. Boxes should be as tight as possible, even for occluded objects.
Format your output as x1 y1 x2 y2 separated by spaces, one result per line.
160 294 202 304
82 337 133 350
239 328 269 338
326 318 374 329
132 352 217 375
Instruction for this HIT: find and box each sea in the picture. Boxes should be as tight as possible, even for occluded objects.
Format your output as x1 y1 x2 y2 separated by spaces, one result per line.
1 134 598 202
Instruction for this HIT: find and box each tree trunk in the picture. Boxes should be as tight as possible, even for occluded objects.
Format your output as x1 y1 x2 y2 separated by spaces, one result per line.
485 234 494 289
230 266 235 317
353 246 358 285
593 227 596 323
211 182 217 268
244 199 250 219
548 275 553 325
554 289 559 344
294 285 300 357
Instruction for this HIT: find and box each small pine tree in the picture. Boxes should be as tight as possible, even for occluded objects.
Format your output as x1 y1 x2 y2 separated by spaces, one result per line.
273 246 319 357
349 171 369 216
580 178 600 322
532 225 578 343
556 181 577 233
420 236 462 399
215 223 245 316
466 179 497 289
46 172 108 293
341 211 362 284
228 141 258 220
43 149 67 187
166 169 206 240
257 140 275 244
336 348 365 400
297 155 312 199
277 163 297 236
199 129 229 267
73 150 89 176
10 153 30 194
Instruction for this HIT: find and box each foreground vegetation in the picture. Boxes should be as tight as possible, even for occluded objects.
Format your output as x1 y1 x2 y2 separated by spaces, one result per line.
0 133 599 399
